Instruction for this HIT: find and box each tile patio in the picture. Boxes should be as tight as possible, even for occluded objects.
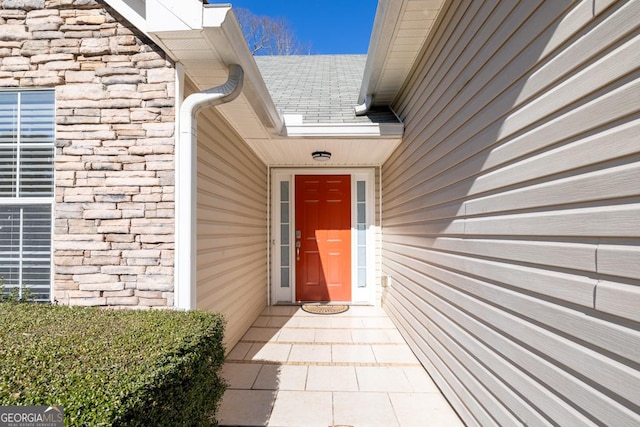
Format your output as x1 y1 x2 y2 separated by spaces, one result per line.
218 305 463 427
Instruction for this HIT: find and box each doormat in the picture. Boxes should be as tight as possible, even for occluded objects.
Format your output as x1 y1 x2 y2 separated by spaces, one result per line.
301 304 349 315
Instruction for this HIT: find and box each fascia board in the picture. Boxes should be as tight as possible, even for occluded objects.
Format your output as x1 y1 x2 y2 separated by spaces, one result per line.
284 122 404 138
358 0 405 105
202 7 283 132
146 0 204 32
202 3 233 27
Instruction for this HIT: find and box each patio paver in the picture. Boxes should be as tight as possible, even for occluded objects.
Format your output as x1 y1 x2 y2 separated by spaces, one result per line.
218 306 463 426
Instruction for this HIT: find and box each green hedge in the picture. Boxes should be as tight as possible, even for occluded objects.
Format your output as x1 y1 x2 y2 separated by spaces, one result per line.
0 303 227 426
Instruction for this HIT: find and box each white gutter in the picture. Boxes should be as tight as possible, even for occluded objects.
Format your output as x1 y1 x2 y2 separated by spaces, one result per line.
175 64 244 310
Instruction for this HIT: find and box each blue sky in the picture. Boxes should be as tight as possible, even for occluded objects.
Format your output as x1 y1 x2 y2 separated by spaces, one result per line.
219 0 379 54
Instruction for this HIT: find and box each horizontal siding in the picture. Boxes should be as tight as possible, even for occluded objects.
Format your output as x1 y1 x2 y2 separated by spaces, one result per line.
193 84 268 351
382 0 640 426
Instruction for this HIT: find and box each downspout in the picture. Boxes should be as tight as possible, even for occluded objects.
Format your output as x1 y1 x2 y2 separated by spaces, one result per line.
266 166 271 307
175 64 244 310
354 94 373 116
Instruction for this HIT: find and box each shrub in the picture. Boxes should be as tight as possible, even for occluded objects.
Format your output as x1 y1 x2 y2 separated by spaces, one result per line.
0 276 33 302
0 303 226 426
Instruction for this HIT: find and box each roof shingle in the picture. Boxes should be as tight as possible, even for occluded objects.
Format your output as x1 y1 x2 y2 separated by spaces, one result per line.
254 55 399 125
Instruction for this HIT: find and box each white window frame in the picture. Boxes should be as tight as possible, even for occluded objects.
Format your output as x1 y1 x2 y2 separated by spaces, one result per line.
0 89 55 302
270 168 376 305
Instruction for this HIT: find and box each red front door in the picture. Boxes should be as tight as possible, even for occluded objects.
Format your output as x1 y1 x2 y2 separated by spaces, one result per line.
295 175 351 302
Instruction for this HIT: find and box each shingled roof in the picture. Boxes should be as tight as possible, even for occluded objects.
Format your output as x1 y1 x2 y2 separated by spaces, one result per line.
254 55 399 125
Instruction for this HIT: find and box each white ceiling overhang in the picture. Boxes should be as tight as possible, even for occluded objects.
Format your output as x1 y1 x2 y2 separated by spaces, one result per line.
102 0 421 166
246 113 403 166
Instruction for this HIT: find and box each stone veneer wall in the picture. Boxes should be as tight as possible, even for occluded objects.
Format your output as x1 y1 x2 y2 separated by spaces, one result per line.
0 0 176 307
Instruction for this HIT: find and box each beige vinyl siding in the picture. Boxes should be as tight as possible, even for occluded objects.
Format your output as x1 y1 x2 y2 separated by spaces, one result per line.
382 0 640 426
189 80 268 351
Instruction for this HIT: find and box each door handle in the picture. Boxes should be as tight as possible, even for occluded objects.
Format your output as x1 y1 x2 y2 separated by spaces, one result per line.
295 240 301 261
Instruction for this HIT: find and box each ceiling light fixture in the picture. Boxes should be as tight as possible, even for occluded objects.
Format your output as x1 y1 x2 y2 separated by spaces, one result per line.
311 150 331 161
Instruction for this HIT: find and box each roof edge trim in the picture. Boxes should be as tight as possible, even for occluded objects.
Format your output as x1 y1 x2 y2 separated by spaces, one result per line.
358 0 405 106
283 122 403 138
211 9 283 131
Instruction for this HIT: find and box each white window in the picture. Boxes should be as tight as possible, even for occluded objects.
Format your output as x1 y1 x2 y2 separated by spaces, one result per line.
0 90 54 301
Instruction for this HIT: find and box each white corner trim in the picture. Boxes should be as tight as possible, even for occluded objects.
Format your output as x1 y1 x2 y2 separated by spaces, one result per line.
174 64 244 310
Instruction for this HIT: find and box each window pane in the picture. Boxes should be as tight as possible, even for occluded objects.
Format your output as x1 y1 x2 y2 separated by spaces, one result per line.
19 145 54 197
0 205 51 301
279 180 291 290
357 226 366 245
357 181 365 202
1 91 54 199
357 203 366 223
20 91 55 145
22 261 51 301
0 145 16 196
280 181 289 202
0 90 54 301
358 247 366 265
0 206 20 259
0 93 18 197
281 268 290 287
358 267 366 287
356 181 367 289
22 206 51 256
281 224 289 244
281 246 289 267
24 205 51 301
0 92 18 145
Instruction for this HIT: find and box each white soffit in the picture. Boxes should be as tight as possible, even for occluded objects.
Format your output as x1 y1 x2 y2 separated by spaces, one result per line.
245 136 403 167
359 0 447 106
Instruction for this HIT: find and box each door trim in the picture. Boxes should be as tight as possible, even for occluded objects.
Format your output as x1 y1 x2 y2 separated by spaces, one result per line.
271 168 376 305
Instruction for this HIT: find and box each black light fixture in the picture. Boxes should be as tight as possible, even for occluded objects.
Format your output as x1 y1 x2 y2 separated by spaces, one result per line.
312 150 331 161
